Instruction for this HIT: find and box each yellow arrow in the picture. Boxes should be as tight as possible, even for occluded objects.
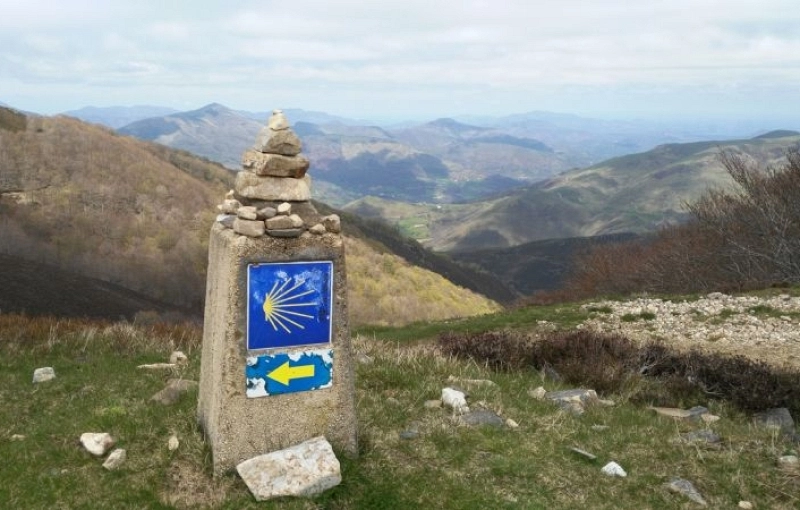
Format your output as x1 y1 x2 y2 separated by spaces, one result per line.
267 361 315 386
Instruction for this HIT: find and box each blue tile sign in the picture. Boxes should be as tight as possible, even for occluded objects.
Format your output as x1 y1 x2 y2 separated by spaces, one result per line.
247 261 333 351
246 349 334 397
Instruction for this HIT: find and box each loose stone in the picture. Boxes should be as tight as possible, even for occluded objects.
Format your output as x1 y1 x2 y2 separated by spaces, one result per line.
150 379 198 405
321 214 341 234
216 214 236 228
237 206 258 220
102 449 126 470
570 447 597 460
137 363 176 370
266 109 290 131
277 202 292 215
217 199 241 214
459 410 504 428
169 351 188 365
33 367 56 383
233 218 266 238
601 461 627 477
309 223 326 235
257 206 277 219
266 215 297 230
267 228 304 238
80 432 115 456
665 478 707 506
441 387 469 413
236 436 341 500
424 399 442 409
168 435 180 451
528 386 547 400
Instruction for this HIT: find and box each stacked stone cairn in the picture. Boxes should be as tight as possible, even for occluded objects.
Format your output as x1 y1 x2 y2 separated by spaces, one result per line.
215 109 340 238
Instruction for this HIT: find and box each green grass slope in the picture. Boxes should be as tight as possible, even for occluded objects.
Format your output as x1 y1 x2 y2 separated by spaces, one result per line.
2 289 798 508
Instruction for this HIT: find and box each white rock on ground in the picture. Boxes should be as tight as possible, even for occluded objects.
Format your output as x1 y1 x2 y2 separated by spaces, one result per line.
169 351 188 365
33 367 56 383
441 387 469 413
80 432 115 456
102 449 126 470
601 461 627 477
168 435 180 451
236 436 341 501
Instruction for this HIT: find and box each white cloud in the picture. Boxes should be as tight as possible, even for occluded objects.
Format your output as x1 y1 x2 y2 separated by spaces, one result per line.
0 0 799 120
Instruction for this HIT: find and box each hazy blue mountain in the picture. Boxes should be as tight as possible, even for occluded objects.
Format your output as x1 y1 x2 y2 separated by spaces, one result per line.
63 105 179 129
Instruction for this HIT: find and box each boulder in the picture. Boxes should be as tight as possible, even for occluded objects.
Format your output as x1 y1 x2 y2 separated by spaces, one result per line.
236 436 341 500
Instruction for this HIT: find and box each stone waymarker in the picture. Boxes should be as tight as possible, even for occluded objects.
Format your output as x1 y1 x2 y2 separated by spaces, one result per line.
197 110 357 476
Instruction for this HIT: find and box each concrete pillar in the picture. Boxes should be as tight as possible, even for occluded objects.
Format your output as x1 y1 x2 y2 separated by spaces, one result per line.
197 110 357 476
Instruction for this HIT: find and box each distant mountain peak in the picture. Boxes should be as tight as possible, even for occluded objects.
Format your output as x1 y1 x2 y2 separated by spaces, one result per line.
426 117 489 133
193 103 233 115
753 129 800 140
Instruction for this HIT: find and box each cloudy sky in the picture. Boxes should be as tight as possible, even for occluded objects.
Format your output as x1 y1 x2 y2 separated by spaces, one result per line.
1 0 799 123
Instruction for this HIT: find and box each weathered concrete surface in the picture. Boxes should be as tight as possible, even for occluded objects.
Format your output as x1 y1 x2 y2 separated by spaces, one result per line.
197 223 357 476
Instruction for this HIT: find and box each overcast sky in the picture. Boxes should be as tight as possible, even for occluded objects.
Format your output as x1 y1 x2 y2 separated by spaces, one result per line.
1 0 799 123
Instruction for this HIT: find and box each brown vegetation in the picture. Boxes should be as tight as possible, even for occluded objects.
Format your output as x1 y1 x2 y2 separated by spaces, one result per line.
439 328 800 414
555 147 800 299
0 114 233 311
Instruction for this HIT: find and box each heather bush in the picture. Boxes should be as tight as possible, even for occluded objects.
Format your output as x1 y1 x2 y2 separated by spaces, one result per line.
562 147 800 299
439 327 800 414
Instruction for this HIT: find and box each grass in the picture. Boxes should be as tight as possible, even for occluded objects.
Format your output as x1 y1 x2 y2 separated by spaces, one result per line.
1 306 799 509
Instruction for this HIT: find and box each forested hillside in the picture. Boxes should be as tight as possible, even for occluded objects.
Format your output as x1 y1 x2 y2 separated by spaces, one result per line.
0 108 500 323
0 109 232 310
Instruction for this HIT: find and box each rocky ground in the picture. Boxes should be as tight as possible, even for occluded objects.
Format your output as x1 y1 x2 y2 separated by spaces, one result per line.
578 292 800 369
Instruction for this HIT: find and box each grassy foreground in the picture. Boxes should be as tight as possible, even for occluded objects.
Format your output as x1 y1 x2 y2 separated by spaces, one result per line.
1 302 798 509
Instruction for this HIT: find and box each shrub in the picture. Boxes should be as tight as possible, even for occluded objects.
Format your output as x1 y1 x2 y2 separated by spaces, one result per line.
439 328 800 415
438 330 533 370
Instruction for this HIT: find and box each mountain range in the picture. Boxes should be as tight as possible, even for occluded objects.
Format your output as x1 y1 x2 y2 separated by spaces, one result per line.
72 102 761 209
345 130 800 251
